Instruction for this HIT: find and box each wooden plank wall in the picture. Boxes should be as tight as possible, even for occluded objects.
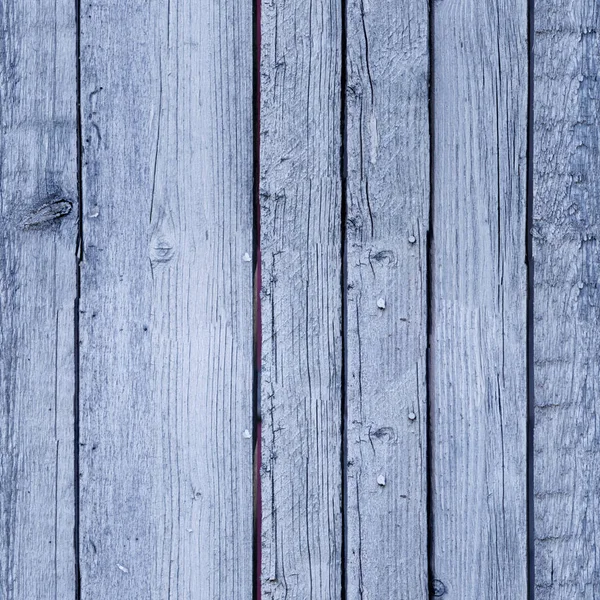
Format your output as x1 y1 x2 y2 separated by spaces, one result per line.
1 0 600 598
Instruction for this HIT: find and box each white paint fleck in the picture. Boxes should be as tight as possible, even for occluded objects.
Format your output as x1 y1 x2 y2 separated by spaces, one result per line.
408 412 416 421
578 74 584 82
408 235 416 244
89 206 99 218
243 429 251 439
117 564 129 574
369 112 379 164
187 528 194 533
242 252 252 262
377 474 386 486
377 298 386 310
578 281 584 289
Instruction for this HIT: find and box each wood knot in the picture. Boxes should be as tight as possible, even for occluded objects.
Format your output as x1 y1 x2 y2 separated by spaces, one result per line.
149 235 175 264
23 199 72 228
370 426 396 443
432 579 447 596
369 249 397 267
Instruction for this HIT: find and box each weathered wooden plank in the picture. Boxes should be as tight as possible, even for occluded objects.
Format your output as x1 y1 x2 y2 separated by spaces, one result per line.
534 5 600 598
0 2 77 597
430 0 528 597
259 0 343 596
78 2 254 597
345 0 429 596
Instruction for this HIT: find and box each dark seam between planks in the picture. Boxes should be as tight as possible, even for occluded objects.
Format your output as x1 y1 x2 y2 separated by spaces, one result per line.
426 0 435 597
340 0 348 597
340 0 348 600
525 0 535 595
74 0 83 597
252 0 262 594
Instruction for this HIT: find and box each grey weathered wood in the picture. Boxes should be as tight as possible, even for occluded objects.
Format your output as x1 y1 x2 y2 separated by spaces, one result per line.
0 1 77 597
259 0 343 596
430 0 528 597
345 0 429 596
534 5 600 598
78 2 254 597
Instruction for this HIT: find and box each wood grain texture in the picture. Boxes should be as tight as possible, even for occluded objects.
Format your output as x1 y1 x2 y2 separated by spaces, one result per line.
259 0 343 597
0 2 77 598
430 0 528 597
78 1 254 597
534 3 600 598
345 0 429 596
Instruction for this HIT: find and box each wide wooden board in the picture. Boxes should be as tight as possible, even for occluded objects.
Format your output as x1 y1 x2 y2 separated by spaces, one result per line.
0 1 77 597
259 0 344 596
78 2 254 597
534 3 600 597
345 0 430 596
430 0 529 596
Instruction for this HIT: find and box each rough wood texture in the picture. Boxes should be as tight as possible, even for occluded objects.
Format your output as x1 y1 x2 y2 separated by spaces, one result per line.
534 4 600 598
345 0 429 596
78 2 254 597
430 0 528 597
259 0 343 596
0 2 77 598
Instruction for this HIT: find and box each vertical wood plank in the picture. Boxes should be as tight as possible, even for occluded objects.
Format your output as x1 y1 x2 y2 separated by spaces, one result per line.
0 2 77 598
79 1 254 597
431 0 528 597
534 4 600 598
345 0 429 596
259 0 343 596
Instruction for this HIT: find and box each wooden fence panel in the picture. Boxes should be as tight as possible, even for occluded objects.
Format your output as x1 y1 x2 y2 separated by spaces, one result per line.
0 2 77 597
430 0 529 597
259 0 344 597
79 2 254 597
534 3 600 598
7 0 600 596
345 0 430 597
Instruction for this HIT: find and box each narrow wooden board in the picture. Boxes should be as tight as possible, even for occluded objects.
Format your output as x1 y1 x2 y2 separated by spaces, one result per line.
0 1 77 597
534 5 600 598
430 0 529 597
259 0 343 596
345 0 430 596
78 2 254 597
